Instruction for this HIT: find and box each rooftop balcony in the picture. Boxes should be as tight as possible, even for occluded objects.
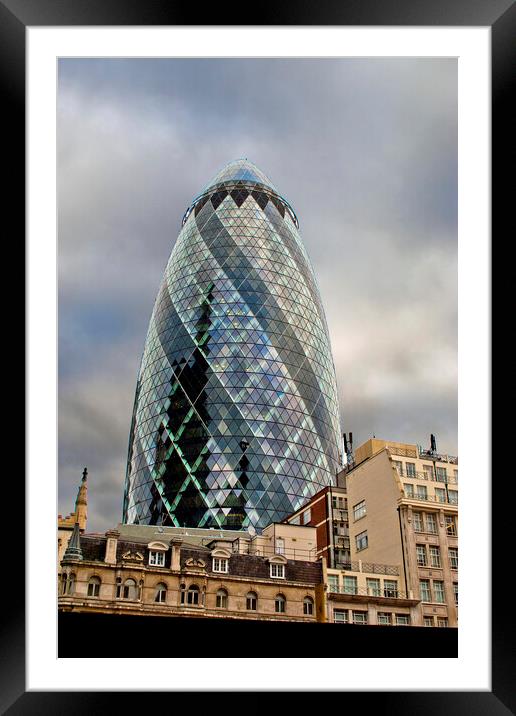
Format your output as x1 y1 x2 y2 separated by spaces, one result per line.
418 447 458 465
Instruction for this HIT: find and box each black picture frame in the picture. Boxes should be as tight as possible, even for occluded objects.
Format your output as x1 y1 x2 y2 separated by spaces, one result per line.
7 0 510 711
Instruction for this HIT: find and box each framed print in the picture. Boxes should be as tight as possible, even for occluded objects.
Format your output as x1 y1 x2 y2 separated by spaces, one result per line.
5 0 512 711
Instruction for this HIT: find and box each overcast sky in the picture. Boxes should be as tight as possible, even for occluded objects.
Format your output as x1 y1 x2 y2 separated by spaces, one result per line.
58 58 457 532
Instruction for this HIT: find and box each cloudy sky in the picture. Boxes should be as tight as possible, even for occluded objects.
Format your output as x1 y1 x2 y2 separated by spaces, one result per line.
58 58 457 532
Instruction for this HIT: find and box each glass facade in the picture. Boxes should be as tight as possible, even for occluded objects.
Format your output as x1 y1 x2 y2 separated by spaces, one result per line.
123 159 341 530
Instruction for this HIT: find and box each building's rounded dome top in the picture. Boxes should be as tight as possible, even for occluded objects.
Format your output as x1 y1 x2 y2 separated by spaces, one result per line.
200 159 278 195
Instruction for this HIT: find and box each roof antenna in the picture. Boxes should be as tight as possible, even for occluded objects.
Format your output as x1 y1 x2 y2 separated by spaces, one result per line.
343 432 354 469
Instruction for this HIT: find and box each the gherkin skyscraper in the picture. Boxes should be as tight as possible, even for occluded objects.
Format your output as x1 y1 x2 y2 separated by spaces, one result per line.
123 159 341 531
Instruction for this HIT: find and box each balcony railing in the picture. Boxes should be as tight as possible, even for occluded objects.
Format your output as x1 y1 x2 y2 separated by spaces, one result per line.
229 543 318 561
328 586 409 599
395 468 458 484
329 561 399 576
403 491 458 505
418 448 458 465
387 446 418 459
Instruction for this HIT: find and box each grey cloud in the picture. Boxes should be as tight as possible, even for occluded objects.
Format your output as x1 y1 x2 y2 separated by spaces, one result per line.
58 58 457 531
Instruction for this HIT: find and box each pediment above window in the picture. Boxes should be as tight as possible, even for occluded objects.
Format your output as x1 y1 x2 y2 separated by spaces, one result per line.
267 554 287 565
147 541 169 551
210 548 231 559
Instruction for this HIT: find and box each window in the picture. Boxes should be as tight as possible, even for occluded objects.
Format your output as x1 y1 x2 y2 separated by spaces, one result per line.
62 572 75 595
303 596 314 615
392 460 403 474
212 557 229 573
453 469 458 481
433 581 445 603
435 488 446 503
377 612 391 625
275 537 285 555
334 610 349 623
216 588 228 609
413 512 423 532
448 490 458 505
121 578 138 600
87 576 101 597
404 483 415 498
149 550 165 567
154 582 167 603
396 614 410 626
437 617 449 627
384 579 398 598
352 611 368 624
328 575 339 592
246 591 257 611
416 545 428 567
420 579 431 602
445 515 457 536
353 500 366 521
415 485 428 500
436 467 447 482
425 513 437 534
422 465 433 480
187 585 200 605
180 583 186 604
366 578 381 596
453 583 458 606
302 508 311 525
355 530 368 551
406 462 416 477
275 594 286 613
270 563 285 579
429 546 441 568
343 576 357 595
424 616 434 627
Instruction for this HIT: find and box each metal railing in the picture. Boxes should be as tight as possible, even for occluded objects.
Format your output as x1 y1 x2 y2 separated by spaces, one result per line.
329 561 399 575
395 468 458 484
328 586 409 599
418 448 458 465
232 543 318 561
403 490 458 505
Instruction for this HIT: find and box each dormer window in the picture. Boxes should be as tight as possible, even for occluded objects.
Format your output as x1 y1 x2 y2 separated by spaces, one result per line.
270 563 285 579
147 541 169 567
212 557 229 573
149 551 165 567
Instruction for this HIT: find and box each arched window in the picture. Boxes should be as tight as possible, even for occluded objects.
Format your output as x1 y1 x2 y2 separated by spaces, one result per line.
115 576 123 599
303 596 314 615
180 583 186 605
123 578 137 600
87 576 101 597
187 585 200 605
66 573 76 595
59 573 67 595
275 593 286 614
154 582 167 603
246 591 257 611
216 588 228 609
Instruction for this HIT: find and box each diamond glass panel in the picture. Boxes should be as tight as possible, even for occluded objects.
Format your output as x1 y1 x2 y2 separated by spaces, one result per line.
123 160 341 530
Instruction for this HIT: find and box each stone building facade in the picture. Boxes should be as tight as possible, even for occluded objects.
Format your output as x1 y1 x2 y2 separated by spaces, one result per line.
59 523 322 623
